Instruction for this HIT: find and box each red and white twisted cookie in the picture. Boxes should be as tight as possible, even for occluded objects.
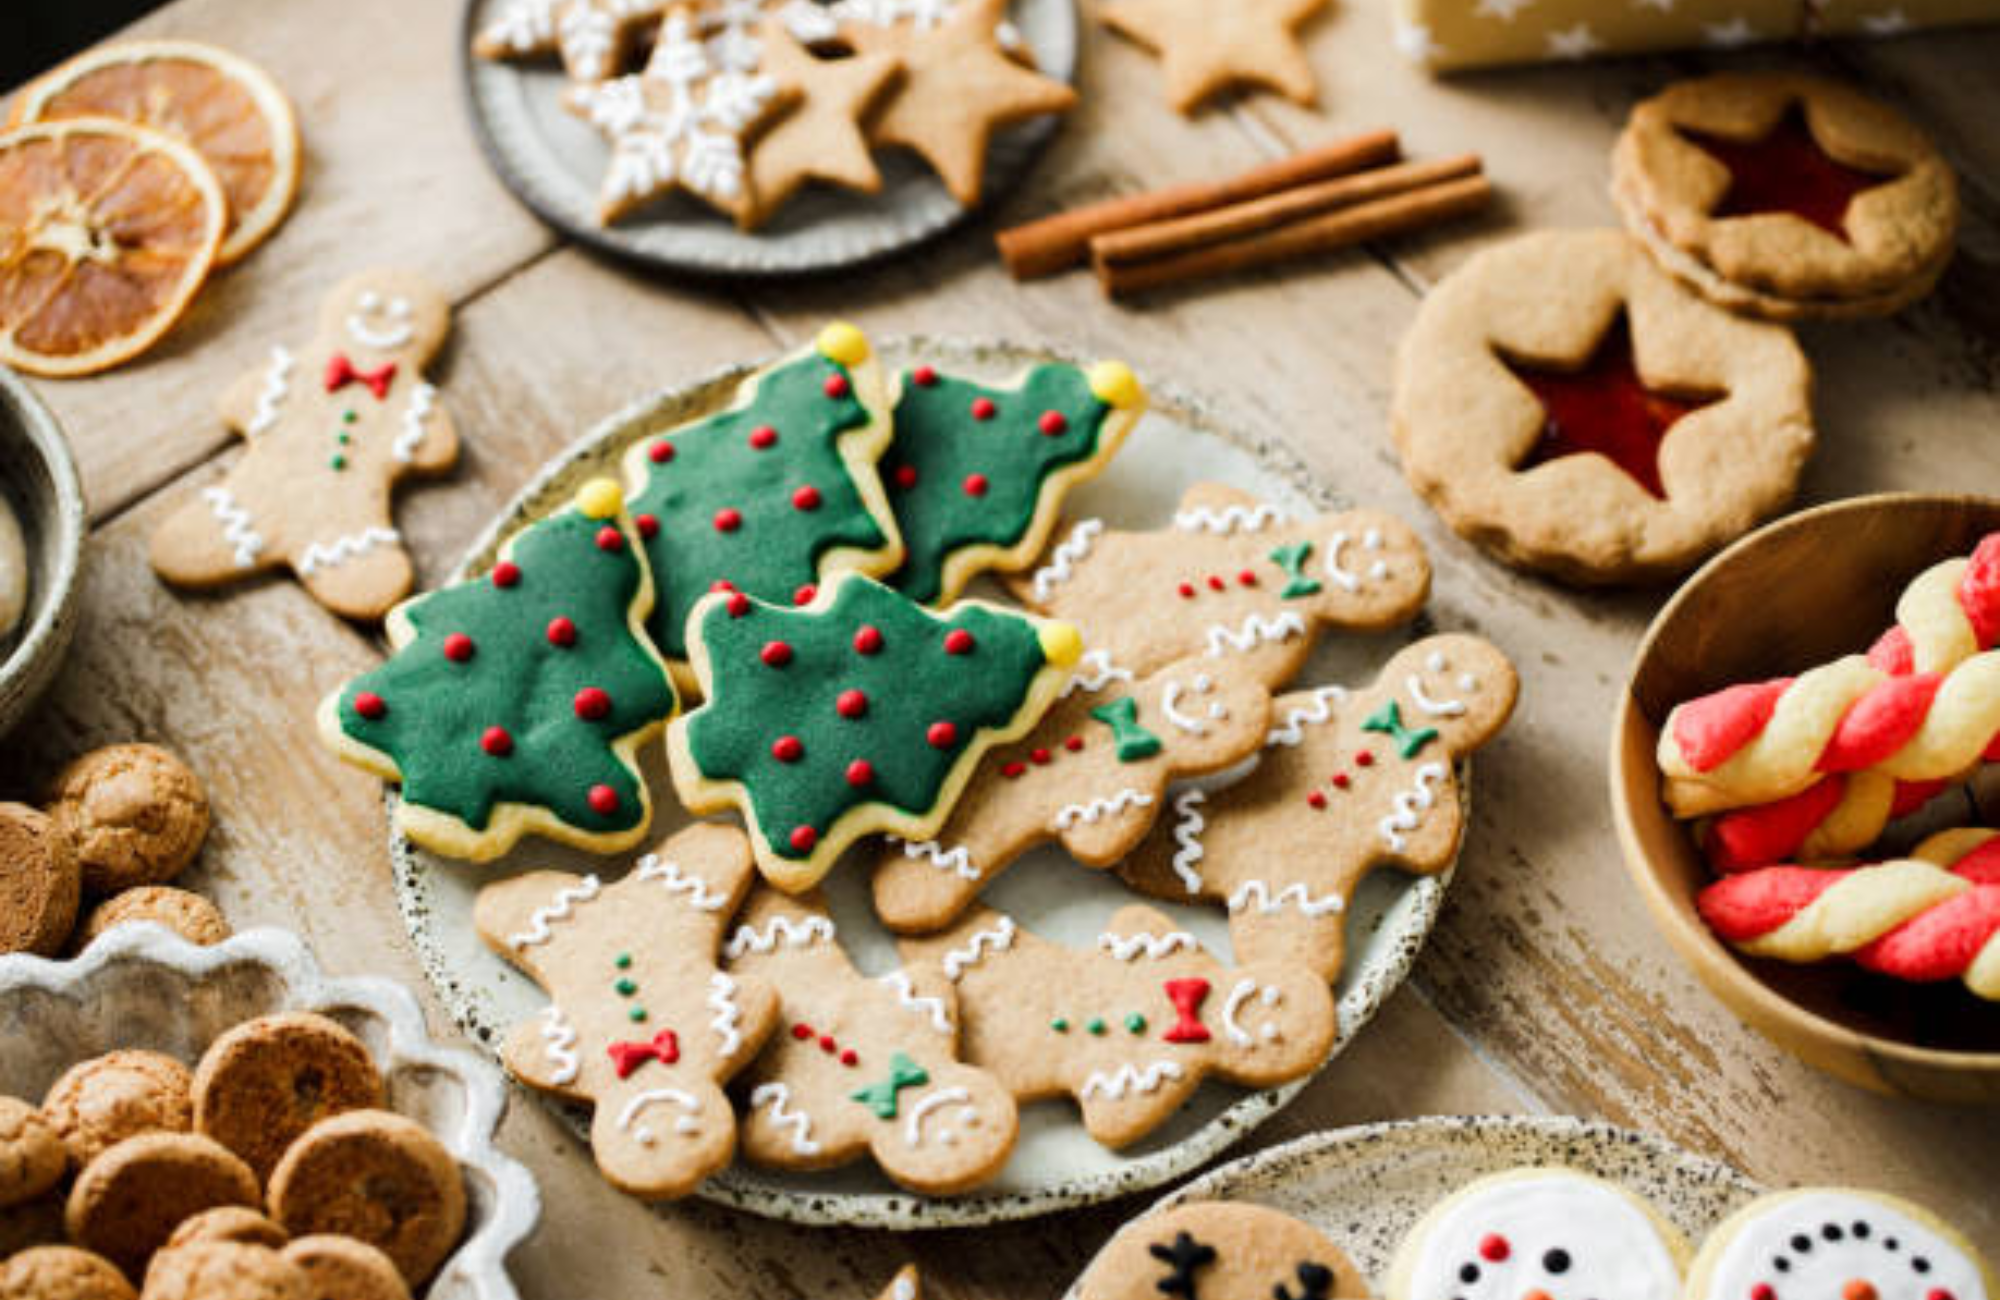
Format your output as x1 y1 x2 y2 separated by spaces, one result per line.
1701 770 1950 872
1660 534 2000 818
1698 828 2000 998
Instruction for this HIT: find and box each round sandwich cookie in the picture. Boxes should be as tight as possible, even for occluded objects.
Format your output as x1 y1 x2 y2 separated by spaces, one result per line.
1687 1188 1994 1300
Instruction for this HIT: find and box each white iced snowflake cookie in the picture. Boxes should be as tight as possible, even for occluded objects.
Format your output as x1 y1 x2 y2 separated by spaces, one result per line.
1687 1189 1994 1300
1387 1168 1689 1300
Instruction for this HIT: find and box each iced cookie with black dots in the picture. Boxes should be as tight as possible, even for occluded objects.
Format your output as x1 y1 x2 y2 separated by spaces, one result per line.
1687 1188 1994 1300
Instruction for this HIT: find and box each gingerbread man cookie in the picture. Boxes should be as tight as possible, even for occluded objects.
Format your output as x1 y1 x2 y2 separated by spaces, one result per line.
1077 1202 1368 1300
1120 636 1518 983
899 905 1336 1148
724 888 1018 1194
1686 1187 1995 1300
474 822 781 1199
871 649 1272 933
151 270 458 622
1005 484 1430 688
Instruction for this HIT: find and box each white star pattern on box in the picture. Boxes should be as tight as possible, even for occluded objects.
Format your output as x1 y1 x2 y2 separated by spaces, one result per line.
1702 16 1758 45
1859 7 1910 32
1475 0 1534 20
1393 19 1445 63
1545 21 1600 57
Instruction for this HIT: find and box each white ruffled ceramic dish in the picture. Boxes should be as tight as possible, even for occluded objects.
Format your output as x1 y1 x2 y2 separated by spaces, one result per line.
392 336 1468 1227
1062 1114 1765 1296
0 926 540 1300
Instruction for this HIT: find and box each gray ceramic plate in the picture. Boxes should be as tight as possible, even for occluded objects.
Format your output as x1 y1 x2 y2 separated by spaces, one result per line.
0 367 85 739
391 336 1466 1227
1064 1114 1766 1295
459 0 1077 276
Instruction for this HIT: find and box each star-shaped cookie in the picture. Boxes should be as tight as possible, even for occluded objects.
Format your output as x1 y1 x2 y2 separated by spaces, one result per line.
1099 0 1328 114
740 17 903 230
473 0 666 82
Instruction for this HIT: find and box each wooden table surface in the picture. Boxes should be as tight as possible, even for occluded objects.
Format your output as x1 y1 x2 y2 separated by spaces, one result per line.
6 0 1999 1294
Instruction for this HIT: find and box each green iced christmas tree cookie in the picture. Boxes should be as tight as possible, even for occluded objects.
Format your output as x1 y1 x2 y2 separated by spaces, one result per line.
668 572 1082 891
318 479 679 861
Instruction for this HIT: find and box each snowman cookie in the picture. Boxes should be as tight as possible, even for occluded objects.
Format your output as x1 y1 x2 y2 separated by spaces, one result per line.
1687 1189 1994 1300
1386 1168 1689 1300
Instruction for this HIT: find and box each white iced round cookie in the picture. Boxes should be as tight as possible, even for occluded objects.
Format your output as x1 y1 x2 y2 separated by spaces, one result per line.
0 494 26 639
1389 1168 1688 1300
1692 1189 1994 1300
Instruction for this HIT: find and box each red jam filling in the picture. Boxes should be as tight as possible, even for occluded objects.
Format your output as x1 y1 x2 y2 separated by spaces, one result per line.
1679 107 1896 240
1504 315 1720 500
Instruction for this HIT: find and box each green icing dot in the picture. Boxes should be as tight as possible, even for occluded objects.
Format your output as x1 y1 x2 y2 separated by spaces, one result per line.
342 409 358 423
627 1006 647 1023
615 953 633 969
1125 1013 1147 1034
615 978 637 996
330 455 348 471
1086 1017 1107 1036
1051 1017 1070 1033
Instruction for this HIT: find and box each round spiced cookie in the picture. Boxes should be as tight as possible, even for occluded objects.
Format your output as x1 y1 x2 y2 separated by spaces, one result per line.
1687 1188 1996 1300
139 1243 311 1300
0 1096 67 1210
191 1013 383 1184
0 802 81 958
0 1246 137 1300
45 745 210 895
165 1207 288 1251
1076 1201 1369 1300
280 1237 411 1300
64 1133 260 1280
42 1051 195 1170
1612 72 1958 321
73 887 231 952
266 1110 465 1287
1392 228 1813 585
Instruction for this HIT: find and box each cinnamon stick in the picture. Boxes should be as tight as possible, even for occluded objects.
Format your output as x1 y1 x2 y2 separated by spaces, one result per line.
1092 174 1494 298
995 129 1400 279
1092 154 1483 268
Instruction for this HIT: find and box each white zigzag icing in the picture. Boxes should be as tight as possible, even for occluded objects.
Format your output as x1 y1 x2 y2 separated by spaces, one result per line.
1061 649 1135 699
1172 503 1284 535
890 836 979 882
203 485 265 569
635 854 729 911
392 381 438 463
1229 880 1345 918
1096 930 1198 961
1169 788 1208 893
1054 788 1154 830
750 1082 821 1155
538 1004 580 1085
1205 612 1307 657
724 915 834 958
1030 518 1103 601
942 917 1015 980
879 971 952 1034
297 526 401 576
510 876 602 949
1080 1060 1185 1100
245 345 293 436
1381 761 1449 851
1265 686 1347 747
707 972 743 1058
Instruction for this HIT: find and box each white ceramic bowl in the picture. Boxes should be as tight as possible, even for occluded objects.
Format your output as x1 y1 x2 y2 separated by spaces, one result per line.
0 366 86 738
0 926 540 1300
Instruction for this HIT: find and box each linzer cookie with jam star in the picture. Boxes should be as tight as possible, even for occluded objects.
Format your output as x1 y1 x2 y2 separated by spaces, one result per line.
1392 228 1813 585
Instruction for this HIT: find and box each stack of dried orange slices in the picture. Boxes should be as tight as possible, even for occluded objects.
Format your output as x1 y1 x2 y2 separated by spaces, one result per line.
0 40 301 378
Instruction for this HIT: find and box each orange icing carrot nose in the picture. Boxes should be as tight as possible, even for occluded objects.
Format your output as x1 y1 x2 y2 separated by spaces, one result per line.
1843 1283 1879 1300
1523 1290 1554 1300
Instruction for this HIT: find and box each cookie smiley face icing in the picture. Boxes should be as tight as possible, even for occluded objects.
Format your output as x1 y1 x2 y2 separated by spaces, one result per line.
1691 1190 1994 1300
1389 1169 1689 1300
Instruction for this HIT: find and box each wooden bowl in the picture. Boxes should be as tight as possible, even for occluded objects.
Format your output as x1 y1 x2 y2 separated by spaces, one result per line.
0 367 85 739
1611 493 2000 1103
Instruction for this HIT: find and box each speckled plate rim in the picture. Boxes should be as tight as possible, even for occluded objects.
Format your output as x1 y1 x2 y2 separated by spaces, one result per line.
457 0 1076 278
1062 1114 1768 1297
0 925 542 1300
0 365 86 737
389 334 1465 1228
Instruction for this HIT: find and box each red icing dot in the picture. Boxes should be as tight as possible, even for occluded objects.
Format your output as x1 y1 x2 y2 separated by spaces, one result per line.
1479 1235 1510 1263
588 785 619 815
1065 735 1083 752
839 1049 858 1067
749 424 778 450
944 629 975 655
971 396 997 421
790 825 819 852
761 641 794 667
791 1023 814 1041
913 365 938 387
846 759 875 787
353 692 386 720
636 514 659 540
792 485 822 511
772 735 805 763
714 507 743 533
726 592 752 617
547 617 578 647
1207 575 1226 591
712 578 736 592
823 374 850 399
894 464 918 490
1237 570 1257 586
443 633 475 663
1031 747 1052 765
595 525 623 552
492 561 521 588
1002 761 1027 778
1356 750 1374 767
818 1035 836 1053
649 440 675 463
1331 772 1351 789
793 584 818 606
1307 791 1327 809
1177 582 1196 599
962 473 989 497
837 689 868 719
1751 1287 1777 1300
1039 410 1067 436
854 625 884 655
927 722 958 749
481 726 513 757
1929 1290 1957 1300
574 687 611 720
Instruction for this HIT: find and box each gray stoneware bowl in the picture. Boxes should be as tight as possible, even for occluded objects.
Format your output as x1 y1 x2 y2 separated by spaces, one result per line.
0 926 541 1300
0 366 86 738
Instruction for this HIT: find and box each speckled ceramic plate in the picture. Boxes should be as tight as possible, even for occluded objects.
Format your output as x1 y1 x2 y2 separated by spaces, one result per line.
391 336 1467 1227
1063 1115 1766 1295
460 0 1076 276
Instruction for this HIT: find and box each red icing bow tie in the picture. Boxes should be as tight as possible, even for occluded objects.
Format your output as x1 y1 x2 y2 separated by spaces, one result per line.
324 352 398 400
608 1029 680 1079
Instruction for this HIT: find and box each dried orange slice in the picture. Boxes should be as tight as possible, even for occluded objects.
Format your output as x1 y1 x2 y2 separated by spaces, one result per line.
0 116 225 378
11 39 300 265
